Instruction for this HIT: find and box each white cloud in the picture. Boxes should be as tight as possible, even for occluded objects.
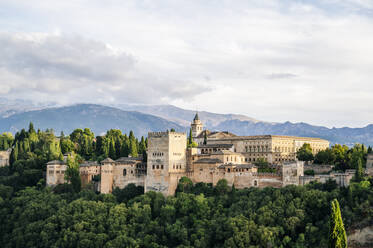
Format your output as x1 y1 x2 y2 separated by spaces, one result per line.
0 0 372 127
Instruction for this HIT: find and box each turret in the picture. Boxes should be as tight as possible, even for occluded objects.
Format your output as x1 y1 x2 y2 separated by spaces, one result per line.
191 112 203 138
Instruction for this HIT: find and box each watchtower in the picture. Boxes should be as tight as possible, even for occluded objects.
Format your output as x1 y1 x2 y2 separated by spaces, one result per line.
191 113 203 138
145 131 187 195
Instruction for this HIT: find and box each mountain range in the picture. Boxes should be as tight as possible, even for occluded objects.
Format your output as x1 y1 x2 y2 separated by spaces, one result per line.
0 100 372 146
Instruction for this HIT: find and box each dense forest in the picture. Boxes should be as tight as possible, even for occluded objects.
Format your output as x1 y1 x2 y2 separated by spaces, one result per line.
0 124 372 247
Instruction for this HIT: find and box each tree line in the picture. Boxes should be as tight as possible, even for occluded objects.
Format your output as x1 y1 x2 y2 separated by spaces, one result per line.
297 143 371 171
0 123 147 191
1 176 371 247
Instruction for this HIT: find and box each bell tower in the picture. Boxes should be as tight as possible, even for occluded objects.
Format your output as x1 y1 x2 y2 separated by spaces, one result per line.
191 112 203 138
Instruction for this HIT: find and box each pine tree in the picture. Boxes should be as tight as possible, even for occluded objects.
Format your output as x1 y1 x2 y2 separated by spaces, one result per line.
329 199 347 248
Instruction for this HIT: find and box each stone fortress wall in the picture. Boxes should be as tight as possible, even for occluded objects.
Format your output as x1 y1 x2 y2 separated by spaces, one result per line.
145 131 187 196
46 114 358 196
366 153 373 176
0 149 11 167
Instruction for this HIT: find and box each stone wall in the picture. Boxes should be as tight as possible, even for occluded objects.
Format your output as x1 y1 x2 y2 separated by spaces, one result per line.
113 162 146 189
46 161 67 186
282 161 304 186
300 170 355 187
0 149 11 167
145 131 187 196
304 164 333 174
366 154 373 176
100 160 115 194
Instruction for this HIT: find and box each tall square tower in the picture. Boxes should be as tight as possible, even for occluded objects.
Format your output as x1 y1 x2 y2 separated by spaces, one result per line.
145 131 187 195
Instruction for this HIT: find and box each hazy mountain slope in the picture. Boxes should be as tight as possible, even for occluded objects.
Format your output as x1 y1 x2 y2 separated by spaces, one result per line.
214 120 373 146
0 104 184 137
115 104 259 127
0 97 58 118
1 101 372 145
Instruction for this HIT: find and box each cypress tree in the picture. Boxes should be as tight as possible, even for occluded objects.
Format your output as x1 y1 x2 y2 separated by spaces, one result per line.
188 128 193 147
329 199 347 248
28 122 36 134
203 131 207 145
355 158 363 182
129 131 138 157
109 138 116 159
120 135 130 157
10 142 19 165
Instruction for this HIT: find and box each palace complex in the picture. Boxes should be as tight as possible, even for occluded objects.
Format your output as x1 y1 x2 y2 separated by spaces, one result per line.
46 114 357 196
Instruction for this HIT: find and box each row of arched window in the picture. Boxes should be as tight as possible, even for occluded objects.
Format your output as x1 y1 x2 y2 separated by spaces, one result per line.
173 164 182 169
152 152 164 156
152 164 164 170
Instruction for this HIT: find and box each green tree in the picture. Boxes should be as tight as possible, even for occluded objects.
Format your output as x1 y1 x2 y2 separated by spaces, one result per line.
28 122 36 134
60 138 75 154
329 199 347 248
129 131 138 157
203 131 207 145
65 153 81 192
296 143 314 163
187 128 197 148
176 177 193 193
354 158 364 182
314 149 336 165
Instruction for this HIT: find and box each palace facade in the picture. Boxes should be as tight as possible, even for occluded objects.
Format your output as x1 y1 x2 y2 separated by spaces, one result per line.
46 114 338 196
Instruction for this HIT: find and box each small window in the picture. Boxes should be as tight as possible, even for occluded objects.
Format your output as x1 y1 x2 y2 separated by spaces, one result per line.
152 165 155 169
156 165 159 169
254 181 258 186
123 169 127 176
161 165 164 169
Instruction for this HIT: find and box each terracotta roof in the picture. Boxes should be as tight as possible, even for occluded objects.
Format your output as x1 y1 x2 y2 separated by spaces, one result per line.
101 158 115 163
116 157 142 162
80 161 100 167
218 163 256 169
196 130 237 139
195 158 223 164
46 160 66 165
212 150 241 155
198 144 233 149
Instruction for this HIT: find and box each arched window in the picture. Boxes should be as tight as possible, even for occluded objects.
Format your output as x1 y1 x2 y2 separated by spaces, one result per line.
156 165 159 169
161 165 164 169
123 169 127 176
254 180 258 186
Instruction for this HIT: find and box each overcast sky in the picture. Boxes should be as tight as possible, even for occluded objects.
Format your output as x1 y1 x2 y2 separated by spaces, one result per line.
0 0 372 128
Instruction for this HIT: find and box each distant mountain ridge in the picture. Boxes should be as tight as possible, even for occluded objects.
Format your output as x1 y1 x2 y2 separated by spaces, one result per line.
114 104 373 146
0 104 184 137
113 103 261 127
0 101 372 146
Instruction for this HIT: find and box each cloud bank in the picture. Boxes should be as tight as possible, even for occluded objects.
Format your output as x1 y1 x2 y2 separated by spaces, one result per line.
0 0 372 127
